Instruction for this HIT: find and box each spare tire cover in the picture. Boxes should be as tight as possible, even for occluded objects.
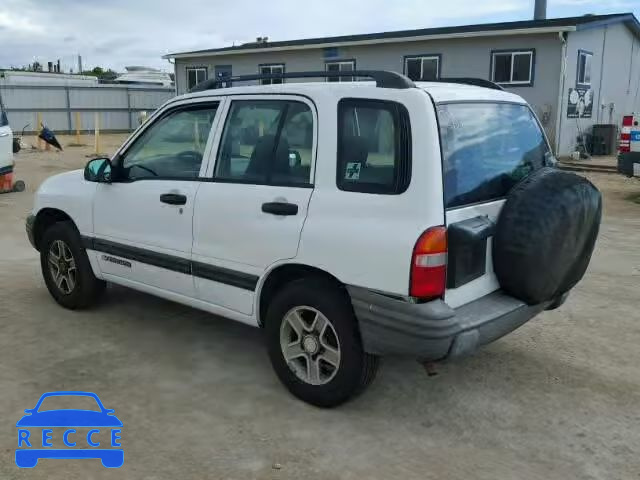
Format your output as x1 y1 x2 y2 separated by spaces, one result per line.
493 167 602 305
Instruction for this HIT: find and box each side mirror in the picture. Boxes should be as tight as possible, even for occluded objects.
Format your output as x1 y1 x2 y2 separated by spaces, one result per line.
84 157 112 183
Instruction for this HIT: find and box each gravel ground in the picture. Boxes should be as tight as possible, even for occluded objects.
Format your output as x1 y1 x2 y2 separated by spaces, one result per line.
0 136 639 479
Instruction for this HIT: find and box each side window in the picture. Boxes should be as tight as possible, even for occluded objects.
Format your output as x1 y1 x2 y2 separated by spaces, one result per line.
577 50 592 87
337 99 411 194
119 104 218 180
405 55 440 81
186 67 207 90
214 100 313 186
326 60 355 82
259 64 285 85
491 50 534 86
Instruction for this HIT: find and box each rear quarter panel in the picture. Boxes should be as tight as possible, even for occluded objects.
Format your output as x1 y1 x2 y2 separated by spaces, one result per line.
297 88 444 296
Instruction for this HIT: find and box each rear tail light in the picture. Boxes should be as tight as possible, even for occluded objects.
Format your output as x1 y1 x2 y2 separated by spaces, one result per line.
410 226 447 299
623 115 634 127
620 132 631 152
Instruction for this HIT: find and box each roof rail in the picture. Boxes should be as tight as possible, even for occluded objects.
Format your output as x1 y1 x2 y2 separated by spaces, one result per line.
434 77 504 91
190 70 416 92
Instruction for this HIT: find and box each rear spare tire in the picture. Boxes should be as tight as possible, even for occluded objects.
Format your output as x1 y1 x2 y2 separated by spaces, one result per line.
493 167 602 305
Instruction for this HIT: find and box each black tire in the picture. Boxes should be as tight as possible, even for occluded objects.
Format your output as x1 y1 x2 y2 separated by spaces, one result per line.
493 167 602 305
265 278 379 408
40 221 106 309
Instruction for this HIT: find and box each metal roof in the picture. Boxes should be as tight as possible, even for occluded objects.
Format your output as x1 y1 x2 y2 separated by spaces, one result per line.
164 13 640 59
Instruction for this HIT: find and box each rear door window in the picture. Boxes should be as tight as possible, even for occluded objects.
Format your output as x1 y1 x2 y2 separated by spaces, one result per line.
437 103 550 208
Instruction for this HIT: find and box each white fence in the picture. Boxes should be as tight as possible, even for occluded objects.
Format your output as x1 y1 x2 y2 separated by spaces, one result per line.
0 83 175 134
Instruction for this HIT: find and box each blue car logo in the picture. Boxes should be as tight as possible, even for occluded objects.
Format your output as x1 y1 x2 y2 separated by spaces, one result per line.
16 391 123 468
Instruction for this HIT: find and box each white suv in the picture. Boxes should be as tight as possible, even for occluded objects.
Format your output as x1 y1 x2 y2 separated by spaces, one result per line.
26 71 601 407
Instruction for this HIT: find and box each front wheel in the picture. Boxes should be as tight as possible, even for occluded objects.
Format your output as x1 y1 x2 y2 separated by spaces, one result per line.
40 221 106 309
265 278 379 407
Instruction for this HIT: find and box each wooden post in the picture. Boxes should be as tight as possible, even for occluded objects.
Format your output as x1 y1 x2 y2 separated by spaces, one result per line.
94 112 100 155
36 112 43 150
75 112 81 144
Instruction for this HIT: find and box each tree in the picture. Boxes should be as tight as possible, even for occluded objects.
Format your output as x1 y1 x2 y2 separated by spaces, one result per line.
81 66 118 80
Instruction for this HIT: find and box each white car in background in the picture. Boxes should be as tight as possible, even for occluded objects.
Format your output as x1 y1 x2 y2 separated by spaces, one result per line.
0 109 13 187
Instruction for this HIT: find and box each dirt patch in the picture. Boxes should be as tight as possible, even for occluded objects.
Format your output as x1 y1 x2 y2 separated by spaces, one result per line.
625 192 640 204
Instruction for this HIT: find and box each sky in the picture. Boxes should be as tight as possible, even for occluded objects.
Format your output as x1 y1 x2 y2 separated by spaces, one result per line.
0 0 639 73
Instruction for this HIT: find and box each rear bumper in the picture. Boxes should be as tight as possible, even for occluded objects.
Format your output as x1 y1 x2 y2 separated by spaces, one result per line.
348 286 552 360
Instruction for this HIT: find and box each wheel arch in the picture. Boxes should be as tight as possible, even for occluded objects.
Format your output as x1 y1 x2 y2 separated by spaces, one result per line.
32 208 79 251
256 262 344 327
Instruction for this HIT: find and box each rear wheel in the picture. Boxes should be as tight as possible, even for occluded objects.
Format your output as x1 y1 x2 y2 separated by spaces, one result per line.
265 278 379 407
40 221 106 309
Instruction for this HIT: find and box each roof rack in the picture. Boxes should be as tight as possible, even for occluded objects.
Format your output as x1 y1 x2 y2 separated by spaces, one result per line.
190 70 416 92
433 77 504 91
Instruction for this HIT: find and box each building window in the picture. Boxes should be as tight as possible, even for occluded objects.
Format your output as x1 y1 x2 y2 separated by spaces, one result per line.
186 67 207 90
326 60 355 82
491 50 534 86
577 50 592 87
259 64 285 85
404 55 440 81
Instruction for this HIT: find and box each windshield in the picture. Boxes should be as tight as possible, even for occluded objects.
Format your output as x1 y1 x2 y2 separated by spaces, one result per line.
437 102 550 208
37 395 102 412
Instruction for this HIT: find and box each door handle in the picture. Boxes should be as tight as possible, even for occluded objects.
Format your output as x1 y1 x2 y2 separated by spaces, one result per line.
160 193 187 205
262 202 298 216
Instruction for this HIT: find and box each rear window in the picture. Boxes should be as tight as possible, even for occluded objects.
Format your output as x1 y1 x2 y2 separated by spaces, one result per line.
437 102 550 208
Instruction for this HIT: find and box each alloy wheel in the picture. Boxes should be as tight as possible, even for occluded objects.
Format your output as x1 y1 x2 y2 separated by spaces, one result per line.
48 240 77 295
280 306 341 386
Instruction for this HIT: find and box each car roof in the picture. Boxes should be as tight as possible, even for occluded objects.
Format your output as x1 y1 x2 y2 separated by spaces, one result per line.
177 80 526 105
416 82 526 104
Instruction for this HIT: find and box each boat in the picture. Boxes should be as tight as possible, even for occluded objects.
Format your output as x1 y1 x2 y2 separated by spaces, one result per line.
113 67 174 87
